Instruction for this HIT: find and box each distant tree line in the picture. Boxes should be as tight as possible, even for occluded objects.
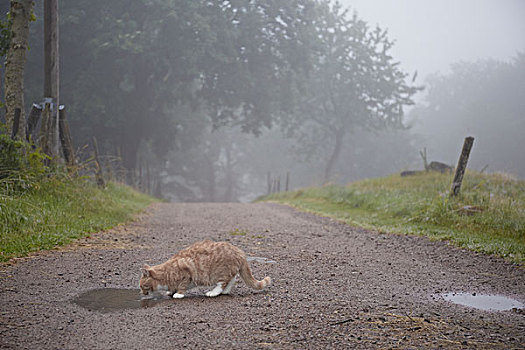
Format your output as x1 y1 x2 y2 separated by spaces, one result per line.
409 55 525 178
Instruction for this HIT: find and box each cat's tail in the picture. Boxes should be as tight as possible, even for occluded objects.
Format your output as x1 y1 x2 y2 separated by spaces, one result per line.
239 260 271 290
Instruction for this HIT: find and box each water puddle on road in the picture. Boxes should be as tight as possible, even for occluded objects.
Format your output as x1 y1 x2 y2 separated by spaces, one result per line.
247 256 276 264
441 292 524 311
73 257 275 313
73 288 171 313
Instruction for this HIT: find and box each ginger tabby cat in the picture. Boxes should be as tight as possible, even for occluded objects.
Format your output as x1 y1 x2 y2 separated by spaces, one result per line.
139 240 271 298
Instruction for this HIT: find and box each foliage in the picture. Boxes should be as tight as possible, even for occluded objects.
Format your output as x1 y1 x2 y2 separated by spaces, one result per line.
19 0 317 172
0 126 50 193
262 171 525 262
0 179 156 262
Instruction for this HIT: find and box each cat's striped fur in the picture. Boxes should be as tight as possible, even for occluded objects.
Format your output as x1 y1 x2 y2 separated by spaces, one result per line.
139 240 271 298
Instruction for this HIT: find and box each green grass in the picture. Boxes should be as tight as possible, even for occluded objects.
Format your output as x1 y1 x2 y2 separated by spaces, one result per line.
261 171 525 262
0 178 156 262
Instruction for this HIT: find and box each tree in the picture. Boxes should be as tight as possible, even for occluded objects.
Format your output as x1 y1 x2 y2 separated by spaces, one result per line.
285 2 420 182
410 55 525 178
3 0 33 140
47 0 316 174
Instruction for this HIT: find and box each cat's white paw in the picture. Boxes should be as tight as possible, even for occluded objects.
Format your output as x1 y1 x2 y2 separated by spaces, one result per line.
206 282 224 297
172 293 185 299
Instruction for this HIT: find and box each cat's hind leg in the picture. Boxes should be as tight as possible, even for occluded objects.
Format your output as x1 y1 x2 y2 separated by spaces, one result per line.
205 282 224 297
222 275 237 295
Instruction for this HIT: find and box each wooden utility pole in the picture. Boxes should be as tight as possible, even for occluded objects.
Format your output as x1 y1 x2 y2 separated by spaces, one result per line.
450 136 475 197
44 0 59 158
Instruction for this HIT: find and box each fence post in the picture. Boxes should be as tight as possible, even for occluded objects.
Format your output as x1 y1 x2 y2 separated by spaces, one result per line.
92 137 105 188
58 105 75 166
450 136 474 197
267 172 271 195
420 147 428 171
39 103 52 158
26 103 42 141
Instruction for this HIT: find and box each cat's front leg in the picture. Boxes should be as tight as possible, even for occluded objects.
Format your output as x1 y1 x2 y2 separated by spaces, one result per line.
173 281 191 299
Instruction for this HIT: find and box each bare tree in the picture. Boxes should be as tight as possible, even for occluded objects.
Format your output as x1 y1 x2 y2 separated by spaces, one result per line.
4 0 33 140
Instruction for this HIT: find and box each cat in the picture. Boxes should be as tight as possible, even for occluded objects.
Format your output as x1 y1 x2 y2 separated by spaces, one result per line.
139 240 271 298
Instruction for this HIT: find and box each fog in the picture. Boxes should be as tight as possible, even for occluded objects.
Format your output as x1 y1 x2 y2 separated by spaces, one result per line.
341 0 525 80
2 1 524 202
340 0 525 178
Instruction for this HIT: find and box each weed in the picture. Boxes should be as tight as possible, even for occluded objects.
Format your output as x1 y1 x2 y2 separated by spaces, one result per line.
230 228 248 236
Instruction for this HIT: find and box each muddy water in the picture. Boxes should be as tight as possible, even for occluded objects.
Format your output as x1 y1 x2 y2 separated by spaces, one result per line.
442 292 524 311
73 288 171 313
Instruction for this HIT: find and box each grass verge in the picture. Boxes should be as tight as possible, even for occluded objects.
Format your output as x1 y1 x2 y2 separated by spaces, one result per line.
0 178 156 262
261 171 524 263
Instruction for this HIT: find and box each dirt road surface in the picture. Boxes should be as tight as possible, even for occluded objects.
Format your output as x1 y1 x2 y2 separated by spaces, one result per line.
1 203 524 349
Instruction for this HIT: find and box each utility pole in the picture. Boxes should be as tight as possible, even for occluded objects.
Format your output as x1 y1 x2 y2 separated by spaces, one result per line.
43 0 59 158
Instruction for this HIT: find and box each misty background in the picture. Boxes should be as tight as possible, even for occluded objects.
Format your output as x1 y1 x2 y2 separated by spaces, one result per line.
1 1 524 202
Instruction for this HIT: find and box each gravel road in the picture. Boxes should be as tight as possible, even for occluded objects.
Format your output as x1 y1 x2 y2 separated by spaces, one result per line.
1 202 524 349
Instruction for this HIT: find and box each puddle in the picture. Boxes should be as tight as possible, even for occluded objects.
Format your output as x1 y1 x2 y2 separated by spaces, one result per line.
441 292 524 311
72 259 275 313
247 256 276 264
72 288 171 313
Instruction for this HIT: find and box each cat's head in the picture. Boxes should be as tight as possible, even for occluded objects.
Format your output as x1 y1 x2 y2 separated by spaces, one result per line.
139 264 159 295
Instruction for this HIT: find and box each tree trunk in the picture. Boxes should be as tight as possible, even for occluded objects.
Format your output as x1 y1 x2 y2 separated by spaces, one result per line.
4 0 33 141
324 129 345 183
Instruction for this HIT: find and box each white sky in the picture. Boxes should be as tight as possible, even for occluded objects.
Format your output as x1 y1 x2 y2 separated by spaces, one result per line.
340 0 525 82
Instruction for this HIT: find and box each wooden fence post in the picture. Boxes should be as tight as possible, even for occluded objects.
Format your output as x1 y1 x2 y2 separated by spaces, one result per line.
285 172 290 192
450 136 474 197
420 147 428 171
39 102 52 158
92 137 105 188
58 105 75 166
26 103 42 141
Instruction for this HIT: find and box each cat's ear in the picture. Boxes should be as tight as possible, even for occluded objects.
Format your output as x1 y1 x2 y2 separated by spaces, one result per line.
141 264 151 277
